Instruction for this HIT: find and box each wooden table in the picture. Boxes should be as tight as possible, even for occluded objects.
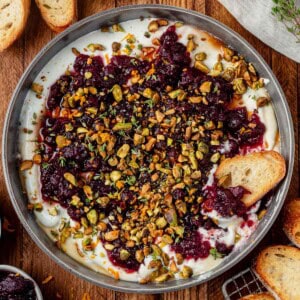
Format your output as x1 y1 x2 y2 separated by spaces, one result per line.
0 1 299 299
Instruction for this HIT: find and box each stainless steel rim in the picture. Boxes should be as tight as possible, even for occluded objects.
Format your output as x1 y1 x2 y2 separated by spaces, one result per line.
2 4 294 293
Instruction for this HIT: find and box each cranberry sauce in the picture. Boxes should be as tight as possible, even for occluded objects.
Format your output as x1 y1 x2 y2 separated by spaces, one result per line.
171 231 210 260
202 186 248 217
0 271 36 299
38 24 266 270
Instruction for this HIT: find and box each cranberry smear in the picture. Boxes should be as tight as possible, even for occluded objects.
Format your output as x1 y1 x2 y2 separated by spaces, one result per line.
171 231 211 260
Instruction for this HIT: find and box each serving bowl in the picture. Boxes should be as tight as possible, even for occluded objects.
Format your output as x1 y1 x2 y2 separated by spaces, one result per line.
2 4 294 293
0 265 43 299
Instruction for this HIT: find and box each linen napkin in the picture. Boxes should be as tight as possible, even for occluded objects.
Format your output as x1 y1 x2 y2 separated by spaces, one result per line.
218 0 300 63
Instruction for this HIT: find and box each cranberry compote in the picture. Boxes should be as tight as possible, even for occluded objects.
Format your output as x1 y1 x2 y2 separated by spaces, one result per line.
37 23 266 272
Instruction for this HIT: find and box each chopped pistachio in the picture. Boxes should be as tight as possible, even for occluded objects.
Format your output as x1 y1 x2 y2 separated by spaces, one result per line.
189 96 202 104
112 123 132 131
48 206 58 216
56 135 70 148
155 110 165 123
162 234 173 244
199 81 212 93
157 19 168 26
104 230 120 241
168 89 186 101
194 61 210 73
84 71 93 79
117 144 130 158
120 249 130 260
154 273 171 283
210 152 221 163
195 52 207 61
258 209 267 220
148 20 159 32
104 243 115 251
108 156 119 166
87 43 105 52
112 23 125 32
110 170 122 182
63 172 77 186
112 42 121 52
222 68 235 82
142 88 154 99
233 78 247 94
222 47 234 61
87 209 98 225
71 47 80 56
180 266 193 278
256 96 270 108
112 84 123 102
156 217 167 229
20 160 33 171
97 196 110 207
34 203 43 211
31 82 44 94
135 250 145 263
187 37 197 52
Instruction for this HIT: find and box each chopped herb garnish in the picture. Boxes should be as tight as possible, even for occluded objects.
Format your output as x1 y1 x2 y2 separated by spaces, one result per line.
42 162 50 169
58 156 66 167
144 99 154 108
210 248 223 260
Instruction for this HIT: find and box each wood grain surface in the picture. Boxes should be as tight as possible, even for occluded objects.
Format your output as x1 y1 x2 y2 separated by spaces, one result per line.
0 1 299 299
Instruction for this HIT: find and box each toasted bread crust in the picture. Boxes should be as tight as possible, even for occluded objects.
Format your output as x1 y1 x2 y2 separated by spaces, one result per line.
254 245 300 300
215 150 286 207
35 0 77 33
283 198 300 247
239 293 275 300
0 0 31 51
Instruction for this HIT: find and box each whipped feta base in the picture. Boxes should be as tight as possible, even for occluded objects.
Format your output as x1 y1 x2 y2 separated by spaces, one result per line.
19 18 279 282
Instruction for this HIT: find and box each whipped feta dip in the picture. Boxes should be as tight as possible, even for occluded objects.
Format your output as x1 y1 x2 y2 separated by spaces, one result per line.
18 18 279 282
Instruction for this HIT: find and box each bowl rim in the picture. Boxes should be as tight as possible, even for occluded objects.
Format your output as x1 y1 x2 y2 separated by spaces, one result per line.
2 4 294 294
0 264 43 299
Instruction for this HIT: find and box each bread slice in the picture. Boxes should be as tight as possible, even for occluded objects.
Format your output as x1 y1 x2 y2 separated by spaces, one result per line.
35 0 77 33
0 0 30 51
215 151 286 207
239 293 275 300
283 198 300 247
254 245 300 300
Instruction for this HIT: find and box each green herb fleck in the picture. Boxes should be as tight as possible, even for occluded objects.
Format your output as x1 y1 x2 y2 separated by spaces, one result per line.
42 162 50 169
144 99 154 108
58 156 66 167
125 175 136 186
209 248 223 260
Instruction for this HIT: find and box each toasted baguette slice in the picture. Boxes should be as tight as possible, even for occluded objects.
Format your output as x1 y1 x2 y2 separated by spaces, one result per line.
283 198 300 247
254 245 300 300
215 151 286 207
0 0 30 51
239 293 275 300
35 0 77 32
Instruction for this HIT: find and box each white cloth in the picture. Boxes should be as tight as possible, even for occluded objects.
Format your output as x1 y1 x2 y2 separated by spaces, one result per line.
218 0 300 63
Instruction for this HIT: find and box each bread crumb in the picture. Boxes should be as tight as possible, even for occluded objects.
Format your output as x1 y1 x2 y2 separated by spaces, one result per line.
82 293 91 300
42 275 54 284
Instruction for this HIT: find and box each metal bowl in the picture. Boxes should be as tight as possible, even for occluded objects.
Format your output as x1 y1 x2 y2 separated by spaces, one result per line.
2 4 294 293
0 265 43 299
